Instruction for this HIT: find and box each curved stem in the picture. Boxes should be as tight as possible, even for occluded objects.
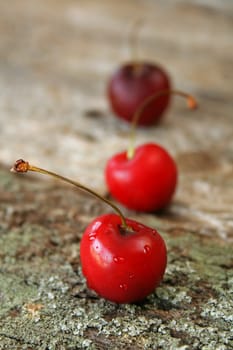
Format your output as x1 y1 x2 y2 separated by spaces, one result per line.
127 89 197 159
11 159 129 230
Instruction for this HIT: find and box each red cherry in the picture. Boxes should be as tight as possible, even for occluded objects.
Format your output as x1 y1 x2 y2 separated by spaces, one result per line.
11 159 167 303
105 143 177 212
107 62 171 126
80 213 166 303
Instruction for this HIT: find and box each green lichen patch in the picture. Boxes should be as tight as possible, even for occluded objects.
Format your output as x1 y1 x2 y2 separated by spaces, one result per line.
0 166 232 349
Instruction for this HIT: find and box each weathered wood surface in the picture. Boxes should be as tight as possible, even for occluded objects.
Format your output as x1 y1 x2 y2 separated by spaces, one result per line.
0 0 232 349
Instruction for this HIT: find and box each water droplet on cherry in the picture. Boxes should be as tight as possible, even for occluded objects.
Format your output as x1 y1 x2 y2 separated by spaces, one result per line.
89 233 96 241
129 273 135 279
119 283 128 291
113 256 125 263
144 245 151 254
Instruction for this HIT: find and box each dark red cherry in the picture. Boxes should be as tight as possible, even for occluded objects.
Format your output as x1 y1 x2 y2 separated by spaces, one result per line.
107 62 171 126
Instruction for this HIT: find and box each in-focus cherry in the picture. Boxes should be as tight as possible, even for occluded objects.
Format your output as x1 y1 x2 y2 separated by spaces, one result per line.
11 159 167 303
105 91 197 212
108 62 171 126
81 213 166 303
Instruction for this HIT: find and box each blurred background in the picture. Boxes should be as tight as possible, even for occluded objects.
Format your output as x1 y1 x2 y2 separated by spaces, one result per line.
0 0 232 238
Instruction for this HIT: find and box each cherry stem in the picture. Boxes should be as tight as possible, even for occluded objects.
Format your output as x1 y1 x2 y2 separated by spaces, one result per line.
129 18 145 74
127 89 198 159
11 159 129 230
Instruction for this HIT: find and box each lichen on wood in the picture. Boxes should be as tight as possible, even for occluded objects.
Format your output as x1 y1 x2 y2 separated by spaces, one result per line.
0 166 232 350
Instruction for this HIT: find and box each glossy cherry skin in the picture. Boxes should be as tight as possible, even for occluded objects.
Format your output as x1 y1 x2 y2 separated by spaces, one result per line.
107 62 171 126
105 143 177 212
80 213 167 303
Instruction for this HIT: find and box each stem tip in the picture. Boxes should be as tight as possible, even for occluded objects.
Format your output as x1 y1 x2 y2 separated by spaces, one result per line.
188 96 198 110
11 159 29 173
